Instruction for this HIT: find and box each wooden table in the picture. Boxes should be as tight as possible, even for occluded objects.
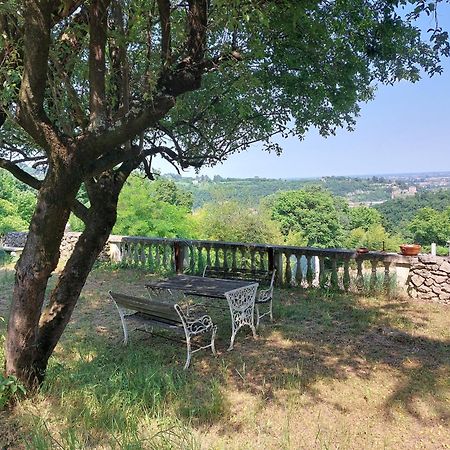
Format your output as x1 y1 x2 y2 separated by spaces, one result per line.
145 274 256 299
146 275 259 350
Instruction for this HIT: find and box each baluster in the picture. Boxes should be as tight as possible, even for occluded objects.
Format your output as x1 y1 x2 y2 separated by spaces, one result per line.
250 249 256 273
330 256 339 290
155 245 161 270
240 248 246 270
189 246 196 273
295 253 303 287
383 261 391 294
259 251 266 271
343 258 351 292
223 248 228 271
285 253 292 285
148 244 154 271
356 259 364 291
163 244 169 270
370 260 378 291
306 255 314 288
214 246 220 269
197 246 203 273
231 247 237 271
206 245 212 268
134 243 140 266
131 242 137 265
124 243 129 263
140 243 147 266
319 257 327 288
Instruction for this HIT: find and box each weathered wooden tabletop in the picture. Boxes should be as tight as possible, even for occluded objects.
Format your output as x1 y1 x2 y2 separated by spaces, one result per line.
146 275 258 299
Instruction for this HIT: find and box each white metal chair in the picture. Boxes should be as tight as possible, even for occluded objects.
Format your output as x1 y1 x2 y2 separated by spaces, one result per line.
174 304 217 370
255 270 276 328
225 283 258 351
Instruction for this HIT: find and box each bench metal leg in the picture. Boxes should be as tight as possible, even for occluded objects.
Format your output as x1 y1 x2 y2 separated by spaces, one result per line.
115 304 129 345
184 337 192 370
211 325 217 356
255 299 273 328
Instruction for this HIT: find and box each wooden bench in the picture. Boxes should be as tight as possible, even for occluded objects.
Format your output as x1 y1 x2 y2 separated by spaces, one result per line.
108 290 217 369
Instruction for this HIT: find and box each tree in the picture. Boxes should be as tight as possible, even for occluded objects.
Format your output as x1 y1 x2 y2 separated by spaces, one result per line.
348 206 382 231
196 201 281 244
0 0 447 387
152 178 193 211
268 187 346 248
408 207 450 246
113 176 197 238
345 224 402 252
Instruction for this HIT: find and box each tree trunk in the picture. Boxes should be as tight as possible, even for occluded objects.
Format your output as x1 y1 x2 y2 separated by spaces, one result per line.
5 171 125 387
33 176 121 381
5 171 78 387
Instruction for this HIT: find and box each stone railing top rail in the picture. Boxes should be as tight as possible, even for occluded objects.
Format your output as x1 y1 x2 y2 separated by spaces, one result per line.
108 234 415 264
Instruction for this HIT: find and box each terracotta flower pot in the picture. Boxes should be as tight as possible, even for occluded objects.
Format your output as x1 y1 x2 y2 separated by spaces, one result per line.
400 244 421 256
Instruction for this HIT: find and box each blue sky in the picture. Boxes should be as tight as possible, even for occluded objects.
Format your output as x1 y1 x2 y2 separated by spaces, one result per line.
154 30 450 179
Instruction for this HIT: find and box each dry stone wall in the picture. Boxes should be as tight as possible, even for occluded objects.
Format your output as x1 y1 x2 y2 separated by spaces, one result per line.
0 231 109 261
408 255 450 304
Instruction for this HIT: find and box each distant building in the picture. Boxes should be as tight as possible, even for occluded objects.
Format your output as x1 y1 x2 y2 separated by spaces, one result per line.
391 185 417 199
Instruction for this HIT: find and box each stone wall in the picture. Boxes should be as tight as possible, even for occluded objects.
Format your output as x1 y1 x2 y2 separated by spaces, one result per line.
1 231 109 261
0 231 28 248
408 255 450 304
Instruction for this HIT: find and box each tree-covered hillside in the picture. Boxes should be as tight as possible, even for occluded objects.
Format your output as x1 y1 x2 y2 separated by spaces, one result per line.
374 190 450 232
171 174 449 209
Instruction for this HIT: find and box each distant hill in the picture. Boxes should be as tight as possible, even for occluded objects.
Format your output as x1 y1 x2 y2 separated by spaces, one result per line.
168 173 450 209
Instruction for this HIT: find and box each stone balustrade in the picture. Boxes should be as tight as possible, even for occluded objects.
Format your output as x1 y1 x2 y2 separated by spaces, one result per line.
6 232 445 297
108 235 414 292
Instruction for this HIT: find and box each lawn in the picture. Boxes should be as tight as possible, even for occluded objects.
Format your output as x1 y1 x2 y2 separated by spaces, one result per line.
0 266 449 449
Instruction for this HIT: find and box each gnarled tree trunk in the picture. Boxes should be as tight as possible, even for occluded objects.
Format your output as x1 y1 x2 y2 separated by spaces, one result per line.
5 169 79 387
5 168 130 388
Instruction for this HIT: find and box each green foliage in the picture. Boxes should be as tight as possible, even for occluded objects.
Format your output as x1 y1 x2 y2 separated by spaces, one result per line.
345 224 402 252
408 207 450 246
0 171 36 233
268 187 345 248
113 176 197 238
348 206 383 231
195 201 282 244
0 373 26 409
0 198 29 233
375 189 450 233
153 178 194 211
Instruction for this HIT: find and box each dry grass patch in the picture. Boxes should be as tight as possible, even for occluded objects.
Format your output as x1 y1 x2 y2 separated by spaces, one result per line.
0 266 449 449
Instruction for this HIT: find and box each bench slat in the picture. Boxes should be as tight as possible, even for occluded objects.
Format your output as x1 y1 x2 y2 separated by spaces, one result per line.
109 292 180 323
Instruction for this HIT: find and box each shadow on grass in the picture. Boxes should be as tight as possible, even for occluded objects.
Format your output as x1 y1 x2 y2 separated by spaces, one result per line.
230 288 450 424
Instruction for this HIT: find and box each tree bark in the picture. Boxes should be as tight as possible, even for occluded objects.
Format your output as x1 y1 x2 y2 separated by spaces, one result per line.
5 168 128 387
5 169 79 387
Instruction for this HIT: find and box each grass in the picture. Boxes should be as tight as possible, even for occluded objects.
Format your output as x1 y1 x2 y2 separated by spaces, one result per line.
0 266 449 449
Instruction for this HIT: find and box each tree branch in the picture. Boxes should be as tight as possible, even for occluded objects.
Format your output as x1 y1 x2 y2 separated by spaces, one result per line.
89 0 110 129
17 0 65 152
78 93 176 161
0 158 89 222
157 0 172 67
51 1 86 25
0 158 42 189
